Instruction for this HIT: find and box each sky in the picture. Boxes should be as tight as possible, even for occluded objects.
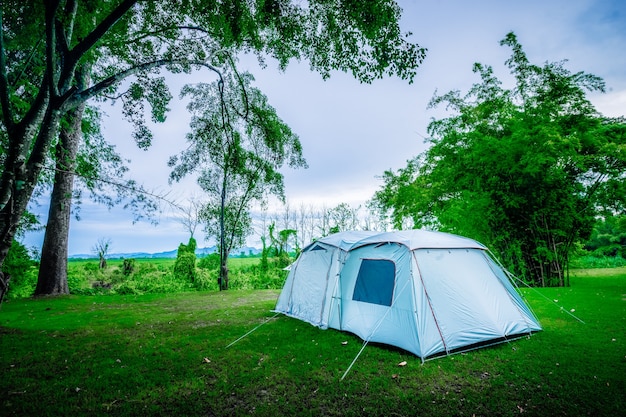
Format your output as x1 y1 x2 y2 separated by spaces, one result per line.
22 0 626 255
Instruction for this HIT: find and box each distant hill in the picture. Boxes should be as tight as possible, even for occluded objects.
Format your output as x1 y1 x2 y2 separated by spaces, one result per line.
69 246 261 260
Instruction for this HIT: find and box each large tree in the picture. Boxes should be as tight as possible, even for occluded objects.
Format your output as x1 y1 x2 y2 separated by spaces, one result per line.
169 70 307 290
372 32 625 286
0 1 425 296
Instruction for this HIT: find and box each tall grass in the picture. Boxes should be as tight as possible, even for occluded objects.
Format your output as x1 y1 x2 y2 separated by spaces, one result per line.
6 256 290 299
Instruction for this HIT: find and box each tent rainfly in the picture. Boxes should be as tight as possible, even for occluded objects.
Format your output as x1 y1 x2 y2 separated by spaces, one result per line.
274 230 541 360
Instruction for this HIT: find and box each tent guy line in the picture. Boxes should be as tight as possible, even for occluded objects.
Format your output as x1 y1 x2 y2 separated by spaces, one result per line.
225 312 280 349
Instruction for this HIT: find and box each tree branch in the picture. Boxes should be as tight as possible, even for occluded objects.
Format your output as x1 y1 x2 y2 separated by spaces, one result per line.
0 7 14 130
64 58 224 111
69 0 138 61
41 165 183 212
45 1 61 99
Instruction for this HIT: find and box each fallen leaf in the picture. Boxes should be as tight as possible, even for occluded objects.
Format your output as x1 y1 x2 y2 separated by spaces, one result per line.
392 374 399 379
341 341 348 345
398 361 407 367
203 357 211 363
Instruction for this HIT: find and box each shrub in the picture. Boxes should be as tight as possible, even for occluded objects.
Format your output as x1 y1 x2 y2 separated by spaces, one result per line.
173 238 197 282
3 240 37 299
570 254 626 269
198 253 220 270
194 269 220 291
114 269 192 295
227 257 289 290
174 253 196 281
122 258 136 276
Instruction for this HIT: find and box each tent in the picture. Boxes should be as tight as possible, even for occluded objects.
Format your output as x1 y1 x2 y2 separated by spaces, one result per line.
274 230 541 360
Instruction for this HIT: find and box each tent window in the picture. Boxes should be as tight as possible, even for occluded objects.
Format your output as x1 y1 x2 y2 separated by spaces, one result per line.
352 259 395 306
309 244 326 251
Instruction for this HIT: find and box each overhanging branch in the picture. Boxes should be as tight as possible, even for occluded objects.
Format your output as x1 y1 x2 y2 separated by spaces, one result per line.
63 58 224 111
41 165 184 212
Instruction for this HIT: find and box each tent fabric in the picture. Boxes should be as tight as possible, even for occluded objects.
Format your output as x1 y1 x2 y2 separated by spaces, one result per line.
274 230 541 359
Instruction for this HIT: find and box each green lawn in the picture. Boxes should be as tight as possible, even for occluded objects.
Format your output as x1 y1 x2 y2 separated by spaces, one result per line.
1 269 624 416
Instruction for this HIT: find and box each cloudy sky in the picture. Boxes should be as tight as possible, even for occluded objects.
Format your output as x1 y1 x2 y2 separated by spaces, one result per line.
23 0 626 255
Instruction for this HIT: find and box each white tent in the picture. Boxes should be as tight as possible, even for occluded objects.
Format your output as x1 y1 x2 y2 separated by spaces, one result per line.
274 230 541 360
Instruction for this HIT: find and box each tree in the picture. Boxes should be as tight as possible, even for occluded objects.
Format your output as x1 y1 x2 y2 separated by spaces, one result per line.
92 237 111 271
176 196 205 239
0 0 425 297
35 63 89 296
584 215 626 258
170 69 307 290
328 202 361 233
372 32 626 286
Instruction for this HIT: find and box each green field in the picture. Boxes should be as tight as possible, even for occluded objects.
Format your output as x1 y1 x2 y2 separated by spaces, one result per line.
1 268 624 416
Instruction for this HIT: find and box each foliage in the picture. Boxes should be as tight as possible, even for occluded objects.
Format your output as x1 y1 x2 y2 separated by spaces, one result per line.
173 237 197 282
6 256 291 299
264 223 295 267
372 32 626 286
169 70 308 290
92 238 111 269
197 253 221 271
2 240 36 299
0 0 425 289
584 214 626 258
1 270 624 416
328 202 361 233
570 254 626 269
259 234 270 272
121 258 136 276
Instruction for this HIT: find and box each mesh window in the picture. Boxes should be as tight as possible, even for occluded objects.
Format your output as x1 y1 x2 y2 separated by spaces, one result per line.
352 259 396 306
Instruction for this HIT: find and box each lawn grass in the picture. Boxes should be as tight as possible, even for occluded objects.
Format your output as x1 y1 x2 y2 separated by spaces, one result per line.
1 268 624 416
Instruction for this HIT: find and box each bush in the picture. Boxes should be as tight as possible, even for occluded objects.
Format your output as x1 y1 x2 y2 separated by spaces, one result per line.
227 257 289 290
3 240 37 299
198 253 220 270
174 252 196 281
122 258 136 276
114 270 192 295
194 269 220 291
173 238 197 282
570 254 626 269
59 255 292 297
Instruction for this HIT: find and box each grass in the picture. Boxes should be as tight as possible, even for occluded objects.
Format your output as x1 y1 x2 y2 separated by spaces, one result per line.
1 268 624 416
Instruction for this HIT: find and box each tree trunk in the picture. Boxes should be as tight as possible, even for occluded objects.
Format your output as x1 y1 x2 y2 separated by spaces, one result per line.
220 260 229 291
35 109 83 295
218 173 228 291
0 107 61 288
35 68 88 296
